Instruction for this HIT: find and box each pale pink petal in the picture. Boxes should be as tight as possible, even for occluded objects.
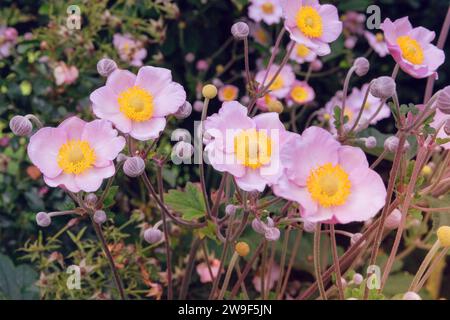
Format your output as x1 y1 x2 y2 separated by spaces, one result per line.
235 168 267 192
27 127 66 178
153 82 186 117
129 117 166 141
106 69 136 95
58 116 86 140
204 143 246 178
81 119 126 166
44 173 80 193
90 86 120 116
74 165 115 192
318 4 342 42
135 66 172 95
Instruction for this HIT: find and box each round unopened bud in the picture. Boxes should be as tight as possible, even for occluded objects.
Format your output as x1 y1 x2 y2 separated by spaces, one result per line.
252 218 266 234
123 156 145 177
172 128 191 142
350 233 365 246
202 84 217 99
364 136 377 149
384 208 402 230
97 58 118 77
352 273 363 285
225 204 237 216
265 227 280 241
353 57 370 76
36 212 51 227
303 220 316 233
437 226 450 247
444 120 450 135
193 100 204 112
144 227 163 244
93 210 107 224
402 291 421 300
421 165 432 177
267 100 283 113
9 115 33 136
436 86 450 114
235 241 250 257
174 101 192 120
370 76 396 99
116 153 128 163
231 21 249 40
384 136 410 153
173 141 194 160
85 193 98 206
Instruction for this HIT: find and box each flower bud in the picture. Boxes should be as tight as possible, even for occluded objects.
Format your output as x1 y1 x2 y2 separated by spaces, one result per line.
235 241 250 257
174 101 192 120
231 21 249 40
436 86 450 114
437 226 450 247
193 100 204 112
353 57 370 76
311 59 323 71
402 291 421 300
97 58 118 77
225 204 237 216
364 136 377 149
384 136 409 153
9 115 33 136
172 141 194 160
352 273 363 285
172 128 191 142
85 193 98 207
252 218 266 234
185 53 195 63
443 120 450 136
370 76 396 99
303 220 316 233
350 233 365 246
421 164 432 177
267 100 283 113
384 208 402 230
144 227 163 244
123 156 145 177
264 227 280 241
93 210 107 224
36 212 51 227
202 84 217 99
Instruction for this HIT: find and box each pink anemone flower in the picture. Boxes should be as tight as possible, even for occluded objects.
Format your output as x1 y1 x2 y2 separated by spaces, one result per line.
280 0 342 56
196 259 221 283
380 17 445 79
204 101 292 192
289 43 317 64
273 126 386 224
364 31 389 58
90 66 186 141
248 0 283 25
286 80 315 107
255 64 295 99
27 117 125 193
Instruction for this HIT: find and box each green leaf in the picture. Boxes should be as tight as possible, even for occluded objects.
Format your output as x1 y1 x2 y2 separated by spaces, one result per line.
0 253 38 300
103 186 119 208
195 220 218 243
425 195 450 232
164 182 206 221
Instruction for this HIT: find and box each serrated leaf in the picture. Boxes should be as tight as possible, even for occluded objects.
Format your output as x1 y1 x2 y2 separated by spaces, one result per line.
164 182 206 221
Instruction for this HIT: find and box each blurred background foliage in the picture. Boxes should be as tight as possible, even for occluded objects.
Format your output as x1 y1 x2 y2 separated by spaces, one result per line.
0 0 449 299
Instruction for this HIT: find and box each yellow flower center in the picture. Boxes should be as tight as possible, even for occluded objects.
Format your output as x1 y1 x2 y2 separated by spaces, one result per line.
117 86 154 121
58 140 96 175
296 6 323 38
269 74 284 91
290 86 309 103
306 163 351 207
222 86 237 101
375 33 384 42
234 129 272 169
261 2 274 14
256 29 268 44
296 44 310 58
396 35 424 65
344 108 353 121
363 102 371 110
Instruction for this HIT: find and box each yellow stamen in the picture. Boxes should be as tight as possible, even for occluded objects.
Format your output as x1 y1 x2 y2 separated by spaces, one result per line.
375 33 384 42
268 74 284 91
296 6 323 38
58 140 96 175
118 86 154 122
306 163 351 207
397 35 424 65
290 86 309 103
261 2 274 14
296 44 310 58
234 129 272 169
